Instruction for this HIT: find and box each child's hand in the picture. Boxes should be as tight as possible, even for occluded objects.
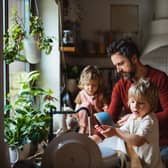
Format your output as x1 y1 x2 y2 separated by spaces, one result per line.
102 104 108 112
92 99 102 112
95 124 116 138
117 114 131 126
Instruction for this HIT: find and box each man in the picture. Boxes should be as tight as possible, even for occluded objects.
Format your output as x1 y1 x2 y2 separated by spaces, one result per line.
106 38 168 166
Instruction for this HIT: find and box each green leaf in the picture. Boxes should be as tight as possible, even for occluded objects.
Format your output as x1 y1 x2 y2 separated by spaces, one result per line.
3 9 54 64
4 70 57 148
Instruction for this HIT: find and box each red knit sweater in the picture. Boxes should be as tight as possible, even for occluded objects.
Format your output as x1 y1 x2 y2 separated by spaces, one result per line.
108 65 168 146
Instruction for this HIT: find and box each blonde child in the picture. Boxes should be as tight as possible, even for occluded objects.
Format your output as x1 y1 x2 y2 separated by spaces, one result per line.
75 65 108 134
94 78 165 168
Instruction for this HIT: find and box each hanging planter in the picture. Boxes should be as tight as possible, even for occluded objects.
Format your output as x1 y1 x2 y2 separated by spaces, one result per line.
23 35 41 64
24 0 41 64
3 7 53 64
24 0 53 64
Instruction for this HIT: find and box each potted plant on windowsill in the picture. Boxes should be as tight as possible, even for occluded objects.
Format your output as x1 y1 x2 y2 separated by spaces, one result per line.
3 8 53 64
4 71 57 161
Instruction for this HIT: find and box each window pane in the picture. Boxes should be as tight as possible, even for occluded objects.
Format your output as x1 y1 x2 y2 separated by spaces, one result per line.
8 0 29 101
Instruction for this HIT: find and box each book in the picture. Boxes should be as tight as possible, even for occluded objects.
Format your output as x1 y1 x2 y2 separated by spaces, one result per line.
94 112 127 154
98 136 127 154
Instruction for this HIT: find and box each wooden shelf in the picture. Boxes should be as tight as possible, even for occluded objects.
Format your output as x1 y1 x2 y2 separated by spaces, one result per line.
65 53 107 58
60 47 107 58
60 46 76 52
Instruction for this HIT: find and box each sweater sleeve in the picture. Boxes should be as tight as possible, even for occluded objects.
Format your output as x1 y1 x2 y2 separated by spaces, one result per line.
107 81 123 122
154 72 168 127
146 66 168 145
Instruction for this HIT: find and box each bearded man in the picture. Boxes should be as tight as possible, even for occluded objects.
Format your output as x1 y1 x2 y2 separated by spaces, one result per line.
106 38 168 167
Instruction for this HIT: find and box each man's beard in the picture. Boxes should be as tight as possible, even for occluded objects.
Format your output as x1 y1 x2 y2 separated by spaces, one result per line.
119 65 136 81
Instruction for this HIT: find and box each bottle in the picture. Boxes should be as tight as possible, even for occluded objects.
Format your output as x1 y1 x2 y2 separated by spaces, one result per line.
61 87 73 108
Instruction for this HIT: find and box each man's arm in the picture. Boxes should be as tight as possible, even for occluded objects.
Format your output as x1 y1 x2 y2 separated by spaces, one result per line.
107 81 124 122
154 72 168 127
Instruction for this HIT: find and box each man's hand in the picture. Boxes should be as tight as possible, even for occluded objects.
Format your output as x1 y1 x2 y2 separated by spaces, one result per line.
117 114 131 127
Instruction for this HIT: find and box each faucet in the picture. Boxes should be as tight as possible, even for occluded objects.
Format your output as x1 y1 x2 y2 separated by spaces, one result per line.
75 107 90 116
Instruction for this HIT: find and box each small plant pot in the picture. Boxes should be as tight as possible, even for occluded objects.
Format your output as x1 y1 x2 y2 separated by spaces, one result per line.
24 35 41 64
9 147 19 165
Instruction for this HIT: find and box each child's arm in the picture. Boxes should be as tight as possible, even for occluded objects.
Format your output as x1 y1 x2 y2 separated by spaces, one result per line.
114 128 147 147
75 103 81 111
92 97 108 112
102 104 108 112
96 125 147 147
117 114 131 127
93 102 108 112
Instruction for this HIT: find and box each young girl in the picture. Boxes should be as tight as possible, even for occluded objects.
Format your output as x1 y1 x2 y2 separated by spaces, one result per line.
94 78 165 168
75 65 108 134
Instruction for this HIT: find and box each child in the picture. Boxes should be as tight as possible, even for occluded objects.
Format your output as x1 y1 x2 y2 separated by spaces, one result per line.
93 78 165 168
75 65 108 134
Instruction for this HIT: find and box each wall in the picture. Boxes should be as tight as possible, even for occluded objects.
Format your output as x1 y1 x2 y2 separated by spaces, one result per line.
39 0 61 108
78 0 153 47
39 0 65 131
64 0 154 68
141 47 168 75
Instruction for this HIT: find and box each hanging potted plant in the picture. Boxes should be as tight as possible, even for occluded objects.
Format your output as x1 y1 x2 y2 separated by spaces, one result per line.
3 8 54 64
4 71 57 161
24 12 53 64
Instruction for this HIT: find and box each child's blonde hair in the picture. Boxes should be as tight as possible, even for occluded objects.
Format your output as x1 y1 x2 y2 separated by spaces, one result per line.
78 65 104 93
128 78 159 112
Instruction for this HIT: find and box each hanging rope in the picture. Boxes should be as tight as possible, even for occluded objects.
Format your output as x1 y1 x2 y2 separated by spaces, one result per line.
30 0 39 16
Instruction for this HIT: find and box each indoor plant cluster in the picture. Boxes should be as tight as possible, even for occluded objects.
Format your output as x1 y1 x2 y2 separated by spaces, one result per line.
3 8 53 64
4 71 57 150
